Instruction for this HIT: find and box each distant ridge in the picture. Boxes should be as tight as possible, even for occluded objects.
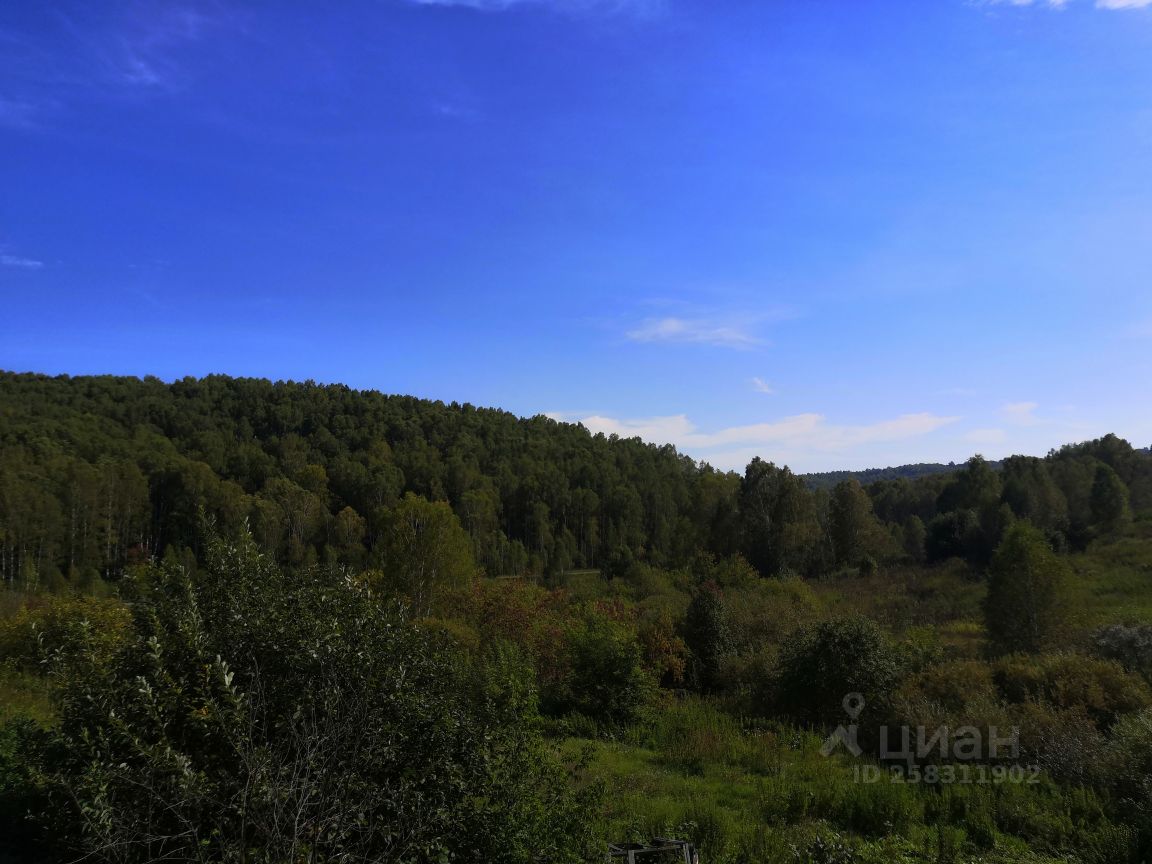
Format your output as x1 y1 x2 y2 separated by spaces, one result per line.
802 461 1001 491
805 449 1149 491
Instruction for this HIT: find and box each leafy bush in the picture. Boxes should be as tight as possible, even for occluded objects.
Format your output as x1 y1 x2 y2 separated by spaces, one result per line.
0 595 130 672
1107 708 1152 814
890 659 999 731
776 617 903 726
1093 623 1152 683
544 608 656 727
993 653 1152 728
1013 702 1109 786
25 534 597 864
726 575 824 656
921 659 996 709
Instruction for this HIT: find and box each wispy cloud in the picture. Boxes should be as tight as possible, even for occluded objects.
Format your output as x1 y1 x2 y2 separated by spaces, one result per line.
434 102 481 121
626 317 762 349
2 2 242 123
89 5 233 91
0 254 44 269
1002 401 1040 426
0 96 40 130
981 0 1150 8
405 0 663 13
978 0 1070 7
750 377 775 394
548 410 960 471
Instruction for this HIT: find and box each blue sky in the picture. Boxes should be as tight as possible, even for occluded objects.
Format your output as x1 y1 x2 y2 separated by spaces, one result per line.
2 0 1151 472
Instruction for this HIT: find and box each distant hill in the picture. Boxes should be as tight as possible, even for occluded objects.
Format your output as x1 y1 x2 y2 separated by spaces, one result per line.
802 461 1002 491
0 370 1145 586
806 449 1150 491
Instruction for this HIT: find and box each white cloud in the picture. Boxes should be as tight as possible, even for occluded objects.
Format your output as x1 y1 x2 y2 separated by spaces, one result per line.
750 377 775 394
406 0 662 13
981 0 1070 6
549 410 960 471
0 254 43 269
1002 402 1040 426
626 317 761 349
982 0 1149 8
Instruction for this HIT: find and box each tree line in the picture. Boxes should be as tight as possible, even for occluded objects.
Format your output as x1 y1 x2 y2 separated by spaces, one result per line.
1 371 1149 590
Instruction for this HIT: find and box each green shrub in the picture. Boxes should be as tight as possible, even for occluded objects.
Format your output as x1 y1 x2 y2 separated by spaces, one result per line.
1012 702 1109 786
26 534 598 864
679 799 733 857
993 652 1152 728
1107 708 1152 803
0 595 130 672
898 659 997 714
1092 623 1152 682
777 617 903 726
545 608 656 727
726 576 824 656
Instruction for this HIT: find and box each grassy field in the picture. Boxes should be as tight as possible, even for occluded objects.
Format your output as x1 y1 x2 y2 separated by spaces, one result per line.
547 521 1152 863
562 700 1131 864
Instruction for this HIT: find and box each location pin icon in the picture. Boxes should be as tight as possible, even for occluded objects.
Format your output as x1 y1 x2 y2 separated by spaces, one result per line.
843 692 865 720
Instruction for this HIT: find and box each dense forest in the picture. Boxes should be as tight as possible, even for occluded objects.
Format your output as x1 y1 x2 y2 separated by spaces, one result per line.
1 371 1148 589
4 371 1152 863
802 462 987 491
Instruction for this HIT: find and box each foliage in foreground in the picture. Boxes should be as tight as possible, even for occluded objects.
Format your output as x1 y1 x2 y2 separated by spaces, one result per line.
1 535 596 864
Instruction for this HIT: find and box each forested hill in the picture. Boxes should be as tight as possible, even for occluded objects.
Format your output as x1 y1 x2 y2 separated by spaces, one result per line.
803 461 985 491
1 370 1150 590
0 371 741 583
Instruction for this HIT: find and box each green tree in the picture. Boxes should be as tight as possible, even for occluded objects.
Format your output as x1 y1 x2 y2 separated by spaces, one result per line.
1091 464 1131 533
376 492 476 614
1000 455 1068 532
331 504 366 564
828 479 880 567
938 455 1002 514
985 522 1071 655
682 582 735 692
739 460 823 576
776 616 901 726
902 515 927 562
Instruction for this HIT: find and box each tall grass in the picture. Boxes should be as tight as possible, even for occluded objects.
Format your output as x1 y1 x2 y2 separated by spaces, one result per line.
566 696 1133 864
